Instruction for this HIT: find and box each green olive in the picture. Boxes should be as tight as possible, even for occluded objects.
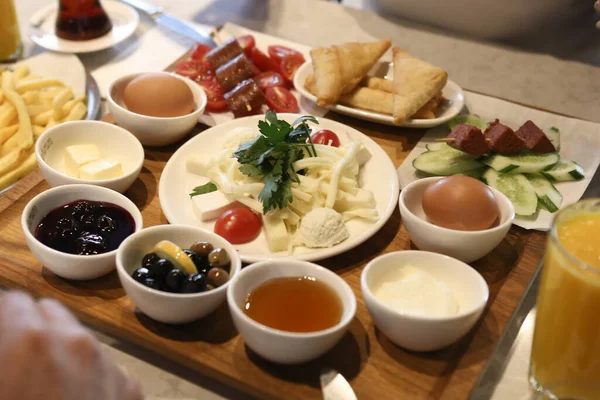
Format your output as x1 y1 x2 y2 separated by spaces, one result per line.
208 248 230 269
190 241 214 257
207 268 229 287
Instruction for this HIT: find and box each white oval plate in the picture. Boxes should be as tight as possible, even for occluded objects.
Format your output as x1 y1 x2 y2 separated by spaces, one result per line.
159 114 399 263
29 0 139 54
294 60 465 128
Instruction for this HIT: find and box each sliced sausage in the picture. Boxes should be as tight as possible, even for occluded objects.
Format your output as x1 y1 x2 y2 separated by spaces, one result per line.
484 120 526 154
216 54 258 93
205 38 243 69
448 124 489 156
224 79 265 118
515 120 556 153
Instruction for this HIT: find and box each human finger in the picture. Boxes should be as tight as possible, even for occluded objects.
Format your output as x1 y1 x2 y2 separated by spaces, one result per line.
0 291 46 345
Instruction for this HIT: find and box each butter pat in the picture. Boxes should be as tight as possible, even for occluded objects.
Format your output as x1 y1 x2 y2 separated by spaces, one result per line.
373 264 458 317
79 159 123 180
64 144 100 177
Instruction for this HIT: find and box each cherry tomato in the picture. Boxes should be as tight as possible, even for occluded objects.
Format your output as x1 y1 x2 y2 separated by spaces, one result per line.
268 45 304 66
214 208 261 244
191 44 212 60
237 35 256 57
280 54 305 83
249 47 279 72
312 129 340 147
265 86 298 113
174 59 214 81
255 71 285 91
197 79 228 112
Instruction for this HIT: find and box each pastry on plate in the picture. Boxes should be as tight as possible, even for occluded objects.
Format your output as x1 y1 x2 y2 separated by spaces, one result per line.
391 47 448 125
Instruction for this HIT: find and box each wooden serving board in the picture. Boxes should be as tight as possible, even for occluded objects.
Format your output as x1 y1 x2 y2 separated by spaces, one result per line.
0 109 546 399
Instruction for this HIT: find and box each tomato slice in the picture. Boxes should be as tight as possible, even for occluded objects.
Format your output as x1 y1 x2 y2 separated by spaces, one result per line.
191 44 212 61
249 47 279 72
237 35 256 57
197 79 228 112
265 86 298 113
214 208 261 244
255 71 286 91
312 129 340 147
174 59 214 81
268 45 304 66
280 54 305 83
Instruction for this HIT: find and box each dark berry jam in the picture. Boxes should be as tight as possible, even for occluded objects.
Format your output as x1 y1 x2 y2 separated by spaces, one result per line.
35 200 135 255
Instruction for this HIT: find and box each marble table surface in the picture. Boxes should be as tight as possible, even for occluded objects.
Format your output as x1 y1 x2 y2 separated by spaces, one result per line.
9 0 600 398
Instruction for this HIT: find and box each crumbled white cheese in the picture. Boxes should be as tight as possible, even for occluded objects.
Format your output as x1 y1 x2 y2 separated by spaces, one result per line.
299 208 349 248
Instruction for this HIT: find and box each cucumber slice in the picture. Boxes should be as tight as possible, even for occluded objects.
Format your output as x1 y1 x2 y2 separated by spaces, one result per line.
447 114 488 131
426 142 452 151
453 167 488 179
413 150 484 176
524 173 563 213
544 127 560 152
540 160 585 182
482 169 537 216
484 153 560 174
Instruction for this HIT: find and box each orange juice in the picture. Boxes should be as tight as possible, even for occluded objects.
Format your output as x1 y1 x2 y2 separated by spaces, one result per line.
0 0 22 62
530 200 600 399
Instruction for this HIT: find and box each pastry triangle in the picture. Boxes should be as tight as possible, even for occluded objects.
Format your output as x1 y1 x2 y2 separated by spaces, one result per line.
335 40 391 94
310 47 342 107
392 47 447 125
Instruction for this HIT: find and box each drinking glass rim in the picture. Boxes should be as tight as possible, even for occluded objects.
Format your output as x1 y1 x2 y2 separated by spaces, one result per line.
550 198 600 276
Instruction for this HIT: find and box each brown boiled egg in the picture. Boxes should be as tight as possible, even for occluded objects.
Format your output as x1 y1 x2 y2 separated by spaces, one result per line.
422 176 499 231
123 73 195 118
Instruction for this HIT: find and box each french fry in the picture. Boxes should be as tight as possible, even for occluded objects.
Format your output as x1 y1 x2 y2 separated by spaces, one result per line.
21 91 40 105
3 89 33 149
0 147 25 176
0 131 19 156
0 125 18 145
0 150 36 192
39 89 63 101
61 97 84 115
0 104 17 128
65 101 86 121
14 65 30 80
1 70 15 90
33 109 54 126
46 117 58 129
15 79 65 93
32 125 45 138
52 88 73 119
19 75 41 82
27 104 52 117
0 89 4 104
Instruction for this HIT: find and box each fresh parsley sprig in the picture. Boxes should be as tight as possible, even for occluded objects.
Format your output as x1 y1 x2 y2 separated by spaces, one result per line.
189 182 217 197
233 111 318 214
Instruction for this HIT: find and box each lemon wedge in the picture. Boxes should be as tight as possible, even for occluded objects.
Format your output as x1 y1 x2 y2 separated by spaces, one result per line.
153 240 198 275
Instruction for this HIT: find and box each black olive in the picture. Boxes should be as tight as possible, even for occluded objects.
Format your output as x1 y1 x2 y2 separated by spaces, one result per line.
180 273 207 293
97 215 116 232
142 253 160 269
164 269 188 292
152 258 174 281
132 267 154 284
207 267 230 287
183 249 209 274
78 213 97 228
71 201 92 216
142 278 161 290
189 241 214 257
208 248 230 269
56 217 73 229
75 233 107 255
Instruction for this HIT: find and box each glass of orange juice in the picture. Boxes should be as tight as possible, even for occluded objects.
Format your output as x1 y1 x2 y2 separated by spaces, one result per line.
0 0 22 63
529 198 600 399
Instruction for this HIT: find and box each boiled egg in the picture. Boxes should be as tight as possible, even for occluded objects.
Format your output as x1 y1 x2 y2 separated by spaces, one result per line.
422 176 499 231
123 73 195 118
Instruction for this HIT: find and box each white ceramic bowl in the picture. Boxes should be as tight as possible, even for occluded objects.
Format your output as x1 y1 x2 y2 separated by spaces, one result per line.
116 224 241 324
21 184 143 280
361 251 489 351
399 176 515 263
107 72 207 147
36 120 145 193
227 260 357 364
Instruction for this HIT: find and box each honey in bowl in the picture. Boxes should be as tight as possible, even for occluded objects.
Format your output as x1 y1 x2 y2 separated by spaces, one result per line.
243 276 343 333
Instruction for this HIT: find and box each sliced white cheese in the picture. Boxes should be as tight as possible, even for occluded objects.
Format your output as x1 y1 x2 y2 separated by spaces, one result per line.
191 191 247 222
356 144 372 166
64 144 100 178
263 214 289 252
186 154 211 177
334 188 376 212
79 159 123 180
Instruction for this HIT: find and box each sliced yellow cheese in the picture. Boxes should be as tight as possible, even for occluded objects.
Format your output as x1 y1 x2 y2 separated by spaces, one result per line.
153 240 198 275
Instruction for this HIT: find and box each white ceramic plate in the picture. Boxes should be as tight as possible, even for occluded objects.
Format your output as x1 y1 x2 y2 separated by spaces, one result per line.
294 60 465 128
29 0 139 54
159 114 400 263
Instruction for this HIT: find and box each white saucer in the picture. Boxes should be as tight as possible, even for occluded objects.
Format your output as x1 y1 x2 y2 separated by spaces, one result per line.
29 0 139 54
294 60 465 128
